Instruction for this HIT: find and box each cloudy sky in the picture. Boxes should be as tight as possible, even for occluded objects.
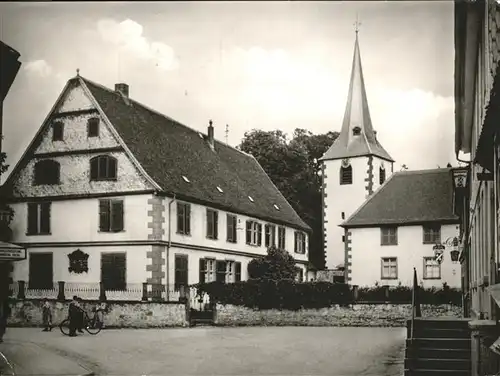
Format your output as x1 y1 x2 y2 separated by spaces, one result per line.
1 1 454 178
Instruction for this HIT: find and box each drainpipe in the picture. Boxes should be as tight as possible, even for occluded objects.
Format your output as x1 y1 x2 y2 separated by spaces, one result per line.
167 194 177 301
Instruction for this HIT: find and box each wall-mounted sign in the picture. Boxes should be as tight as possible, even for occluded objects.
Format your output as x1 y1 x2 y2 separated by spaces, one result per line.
0 245 26 261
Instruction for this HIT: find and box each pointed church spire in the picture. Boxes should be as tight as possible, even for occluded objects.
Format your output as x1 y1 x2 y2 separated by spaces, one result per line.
320 27 394 162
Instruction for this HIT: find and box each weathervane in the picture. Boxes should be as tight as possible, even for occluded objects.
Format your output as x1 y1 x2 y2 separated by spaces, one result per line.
353 13 362 34
76 68 80 77
225 124 229 144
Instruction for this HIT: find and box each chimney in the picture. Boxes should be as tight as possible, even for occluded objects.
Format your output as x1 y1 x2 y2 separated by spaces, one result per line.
115 83 129 98
207 120 214 148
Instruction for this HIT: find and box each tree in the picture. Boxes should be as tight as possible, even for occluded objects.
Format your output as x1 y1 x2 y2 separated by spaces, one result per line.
239 128 339 269
248 246 299 280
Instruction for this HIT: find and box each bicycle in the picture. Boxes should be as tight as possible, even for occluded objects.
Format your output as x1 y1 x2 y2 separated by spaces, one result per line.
59 308 103 336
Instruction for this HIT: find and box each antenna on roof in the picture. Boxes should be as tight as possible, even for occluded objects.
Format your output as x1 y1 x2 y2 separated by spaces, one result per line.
225 124 229 144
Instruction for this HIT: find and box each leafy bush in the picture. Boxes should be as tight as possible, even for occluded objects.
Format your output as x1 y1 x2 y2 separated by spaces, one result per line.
195 280 353 310
194 281 462 310
248 246 299 280
356 285 461 305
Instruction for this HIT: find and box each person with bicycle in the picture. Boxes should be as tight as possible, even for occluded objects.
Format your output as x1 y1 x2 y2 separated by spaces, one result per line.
68 296 84 337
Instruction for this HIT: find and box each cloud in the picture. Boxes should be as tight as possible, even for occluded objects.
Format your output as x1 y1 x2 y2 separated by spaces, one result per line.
97 18 178 70
24 60 53 77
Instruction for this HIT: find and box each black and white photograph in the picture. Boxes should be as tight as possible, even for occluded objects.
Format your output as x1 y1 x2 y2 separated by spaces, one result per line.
0 0 499 375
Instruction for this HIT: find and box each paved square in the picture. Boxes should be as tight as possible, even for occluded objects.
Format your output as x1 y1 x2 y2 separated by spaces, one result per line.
2 326 406 375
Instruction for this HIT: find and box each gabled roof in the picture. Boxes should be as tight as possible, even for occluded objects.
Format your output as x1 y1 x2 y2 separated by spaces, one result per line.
320 33 394 162
342 168 459 228
78 77 310 232
0 40 22 103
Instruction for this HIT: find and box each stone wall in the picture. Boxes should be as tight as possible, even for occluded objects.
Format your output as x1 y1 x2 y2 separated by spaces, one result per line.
7 299 188 328
214 303 462 327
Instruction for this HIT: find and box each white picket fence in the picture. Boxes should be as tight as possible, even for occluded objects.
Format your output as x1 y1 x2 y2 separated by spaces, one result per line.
9 282 183 302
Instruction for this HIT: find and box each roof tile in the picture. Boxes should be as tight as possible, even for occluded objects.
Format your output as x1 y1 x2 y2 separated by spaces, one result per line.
81 77 310 231
342 168 459 227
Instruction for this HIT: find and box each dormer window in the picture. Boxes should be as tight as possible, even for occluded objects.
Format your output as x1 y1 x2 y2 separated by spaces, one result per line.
88 118 100 138
182 176 190 183
52 121 64 141
352 127 361 136
90 155 117 181
34 160 60 185
216 186 223 193
273 204 280 210
248 196 254 202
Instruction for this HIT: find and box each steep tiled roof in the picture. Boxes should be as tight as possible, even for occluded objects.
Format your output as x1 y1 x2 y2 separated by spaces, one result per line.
342 168 459 228
320 34 394 162
80 77 310 232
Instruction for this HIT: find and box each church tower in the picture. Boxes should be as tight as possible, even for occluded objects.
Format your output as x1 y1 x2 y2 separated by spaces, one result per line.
319 29 395 270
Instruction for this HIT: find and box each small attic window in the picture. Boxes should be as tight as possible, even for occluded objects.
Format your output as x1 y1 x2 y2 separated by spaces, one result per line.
273 204 280 210
216 186 223 193
88 118 100 137
352 127 361 136
182 176 190 183
248 196 254 203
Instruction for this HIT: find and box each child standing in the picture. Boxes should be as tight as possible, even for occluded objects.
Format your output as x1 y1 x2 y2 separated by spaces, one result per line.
42 299 52 332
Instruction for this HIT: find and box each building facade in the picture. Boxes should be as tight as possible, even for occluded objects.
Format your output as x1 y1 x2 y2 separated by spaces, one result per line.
4 75 311 300
342 168 461 288
454 0 500 375
320 31 394 270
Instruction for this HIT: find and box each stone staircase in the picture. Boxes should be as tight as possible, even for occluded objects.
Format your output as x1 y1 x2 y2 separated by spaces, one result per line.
404 317 471 376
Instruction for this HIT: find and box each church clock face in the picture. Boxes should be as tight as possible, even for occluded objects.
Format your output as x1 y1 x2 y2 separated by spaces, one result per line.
341 158 350 168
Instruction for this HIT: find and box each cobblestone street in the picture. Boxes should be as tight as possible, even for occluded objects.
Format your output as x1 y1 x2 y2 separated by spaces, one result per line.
1 326 405 376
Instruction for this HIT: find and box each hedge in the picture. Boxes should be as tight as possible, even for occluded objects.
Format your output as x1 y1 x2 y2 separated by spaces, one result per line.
193 280 462 310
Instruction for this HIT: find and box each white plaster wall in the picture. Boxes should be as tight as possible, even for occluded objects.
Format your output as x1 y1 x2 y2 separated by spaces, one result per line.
349 224 461 288
162 198 308 264
12 245 150 283
371 157 394 193
12 152 152 197
35 113 119 154
165 246 307 287
323 157 371 269
55 84 94 113
10 194 151 243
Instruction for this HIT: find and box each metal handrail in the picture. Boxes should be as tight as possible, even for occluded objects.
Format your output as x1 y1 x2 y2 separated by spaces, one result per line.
410 268 416 341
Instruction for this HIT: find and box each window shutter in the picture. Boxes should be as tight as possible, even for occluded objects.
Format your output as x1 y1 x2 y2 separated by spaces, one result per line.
109 157 117 179
90 158 98 180
214 211 218 239
40 203 51 234
199 258 206 284
177 203 184 233
27 203 38 234
111 200 124 232
246 221 251 244
98 157 107 179
257 224 262 246
226 215 233 241
34 163 42 185
185 205 191 234
235 262 241 282
216 260 226 283
301 233 306 253
294 232 298 252
99 200 110 231
207 210 213 238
